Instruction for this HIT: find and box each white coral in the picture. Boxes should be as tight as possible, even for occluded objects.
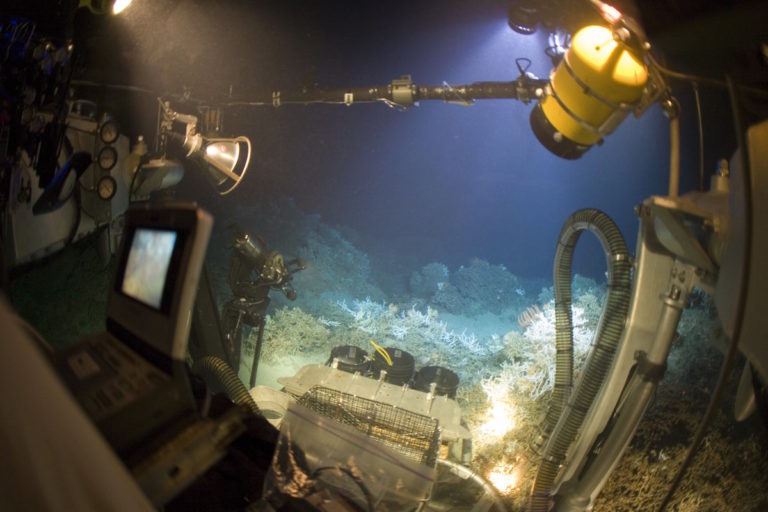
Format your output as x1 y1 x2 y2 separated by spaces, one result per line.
391 324 409 340
497 302 597 399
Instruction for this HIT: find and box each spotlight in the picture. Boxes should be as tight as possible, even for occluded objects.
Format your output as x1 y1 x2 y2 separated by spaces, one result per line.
177 133 252 195
530 24 648 159
507 0 541 35
158 99 252 195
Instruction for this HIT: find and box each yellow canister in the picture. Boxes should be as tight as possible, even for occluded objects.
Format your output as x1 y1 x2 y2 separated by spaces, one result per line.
533 25 648 158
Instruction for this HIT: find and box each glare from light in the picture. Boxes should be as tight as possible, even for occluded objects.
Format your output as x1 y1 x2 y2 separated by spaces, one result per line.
477 378 516 444
599 3 623 24
204 141 239 173
488 461 519 495
112 0 132 15
479 399 515 439
449 20 550 82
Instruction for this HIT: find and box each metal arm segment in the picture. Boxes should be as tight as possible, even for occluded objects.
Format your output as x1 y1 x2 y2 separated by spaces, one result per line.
225 75 549 109
549 194 722 510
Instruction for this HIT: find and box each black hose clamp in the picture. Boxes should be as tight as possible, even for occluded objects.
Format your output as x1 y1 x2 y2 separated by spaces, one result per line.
634 351 667 383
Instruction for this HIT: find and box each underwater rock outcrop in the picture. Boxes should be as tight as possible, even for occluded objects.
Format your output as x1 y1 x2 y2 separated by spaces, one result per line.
412 258 530 316
409 262 450 299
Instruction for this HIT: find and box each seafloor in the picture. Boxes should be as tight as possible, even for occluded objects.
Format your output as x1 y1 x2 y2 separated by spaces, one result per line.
8 198 768 511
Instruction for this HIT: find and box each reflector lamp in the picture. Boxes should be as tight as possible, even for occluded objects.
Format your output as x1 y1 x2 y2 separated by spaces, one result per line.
178 133 252 195
158 99 252 195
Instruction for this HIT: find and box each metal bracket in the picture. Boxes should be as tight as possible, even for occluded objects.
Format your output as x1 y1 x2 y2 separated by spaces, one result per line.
634 350 667 383
391 75 414 107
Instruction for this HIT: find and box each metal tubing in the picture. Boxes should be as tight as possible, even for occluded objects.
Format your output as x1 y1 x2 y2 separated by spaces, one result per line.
555 288 685 510
555 377 655 512
250 319 266 388
668 116 680 198
224 80 548 108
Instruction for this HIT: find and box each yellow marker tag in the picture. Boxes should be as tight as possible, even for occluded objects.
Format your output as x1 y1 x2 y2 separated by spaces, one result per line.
369 340 392 366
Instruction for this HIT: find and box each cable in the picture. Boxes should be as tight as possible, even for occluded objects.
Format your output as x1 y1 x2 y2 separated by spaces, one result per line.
648 53 768 98
129 167 140 202
311 465 375 512
70 80 156 95
436 458 508 512
692 83 705 191
64 186 82 247
657 75 753 511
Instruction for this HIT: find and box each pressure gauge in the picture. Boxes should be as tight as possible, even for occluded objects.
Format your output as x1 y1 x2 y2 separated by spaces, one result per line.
97 146 118 171
99 119 119 144
97 175 117 200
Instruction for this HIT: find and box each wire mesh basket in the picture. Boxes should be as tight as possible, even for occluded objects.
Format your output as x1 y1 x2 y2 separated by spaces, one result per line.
298 385 440 467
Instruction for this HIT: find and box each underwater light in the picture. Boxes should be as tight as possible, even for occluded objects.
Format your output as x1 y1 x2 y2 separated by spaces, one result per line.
530 24 648 159
112 0 132 14
158 99 252 195
488 461 520 495
177 133 252 195
477 377 517 444
507 0 541 35
79 0 132 15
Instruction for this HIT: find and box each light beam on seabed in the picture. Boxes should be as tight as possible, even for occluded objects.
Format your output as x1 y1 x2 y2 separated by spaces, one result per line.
478 373 527 496
488 459 522 495
476 375 517 446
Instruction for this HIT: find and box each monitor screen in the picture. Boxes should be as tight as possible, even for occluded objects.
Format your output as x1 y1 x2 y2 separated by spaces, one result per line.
120 228 178 310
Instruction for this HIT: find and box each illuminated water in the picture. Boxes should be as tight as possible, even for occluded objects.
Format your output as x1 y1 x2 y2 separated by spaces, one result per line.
8 1 768 510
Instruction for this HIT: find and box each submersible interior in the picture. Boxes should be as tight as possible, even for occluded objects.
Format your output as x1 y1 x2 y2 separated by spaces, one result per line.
2 0 768 511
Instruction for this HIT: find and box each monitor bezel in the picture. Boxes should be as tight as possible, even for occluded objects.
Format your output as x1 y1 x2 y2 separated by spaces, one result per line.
107 203 212 363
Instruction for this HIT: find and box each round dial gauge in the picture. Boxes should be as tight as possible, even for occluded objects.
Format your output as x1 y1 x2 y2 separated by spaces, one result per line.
97 175 117 200
97 146 118 171
99 119 119 144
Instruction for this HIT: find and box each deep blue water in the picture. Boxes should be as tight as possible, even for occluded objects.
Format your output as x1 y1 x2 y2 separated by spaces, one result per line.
217 2 674 280
112 0 729 281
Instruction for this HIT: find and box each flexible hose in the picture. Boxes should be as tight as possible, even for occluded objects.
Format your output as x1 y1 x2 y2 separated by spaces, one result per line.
530 209 631 511
193 355 262 417
436 459 508 512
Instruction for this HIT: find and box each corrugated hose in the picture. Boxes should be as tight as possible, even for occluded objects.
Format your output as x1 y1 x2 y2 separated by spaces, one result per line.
529 209 632 512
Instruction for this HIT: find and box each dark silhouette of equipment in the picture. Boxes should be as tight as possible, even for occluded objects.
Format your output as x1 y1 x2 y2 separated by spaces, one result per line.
220 225 305 386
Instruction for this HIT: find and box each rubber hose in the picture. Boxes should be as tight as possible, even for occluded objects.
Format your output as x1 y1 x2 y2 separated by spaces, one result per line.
193 355 262 417
437 458 508 512
530 209 631 512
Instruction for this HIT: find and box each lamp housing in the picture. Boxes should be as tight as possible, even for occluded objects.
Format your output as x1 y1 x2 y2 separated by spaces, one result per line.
531 24 648 159
178 132 252 196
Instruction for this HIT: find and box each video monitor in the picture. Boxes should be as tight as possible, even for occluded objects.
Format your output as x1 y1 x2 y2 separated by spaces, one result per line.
107 203 212 361
120 228 178 311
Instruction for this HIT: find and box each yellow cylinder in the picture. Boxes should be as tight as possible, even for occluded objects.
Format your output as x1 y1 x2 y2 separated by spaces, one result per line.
531 25 648 159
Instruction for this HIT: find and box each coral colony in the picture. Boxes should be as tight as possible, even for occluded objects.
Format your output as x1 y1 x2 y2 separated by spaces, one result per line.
205 199 767 511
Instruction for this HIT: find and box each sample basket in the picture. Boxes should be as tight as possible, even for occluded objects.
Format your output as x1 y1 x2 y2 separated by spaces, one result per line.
298 385 440 467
